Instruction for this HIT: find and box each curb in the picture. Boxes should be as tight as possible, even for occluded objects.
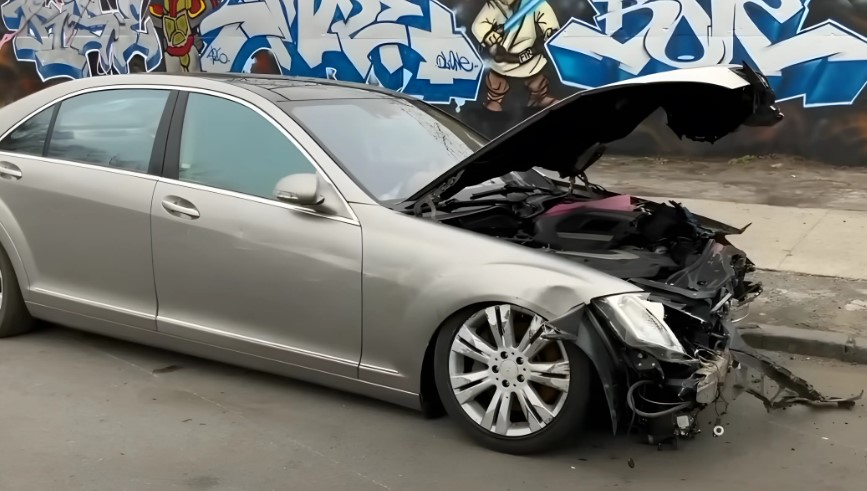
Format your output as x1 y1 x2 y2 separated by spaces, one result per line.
738 324 867 364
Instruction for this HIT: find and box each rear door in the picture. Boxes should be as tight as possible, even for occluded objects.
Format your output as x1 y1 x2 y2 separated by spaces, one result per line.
150 90 363 377
0 88 176 329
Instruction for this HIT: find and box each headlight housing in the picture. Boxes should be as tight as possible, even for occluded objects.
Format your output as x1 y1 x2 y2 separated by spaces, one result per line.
594 293 692 363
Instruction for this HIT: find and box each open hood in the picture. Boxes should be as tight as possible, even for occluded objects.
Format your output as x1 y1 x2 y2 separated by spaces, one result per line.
406 64 783 205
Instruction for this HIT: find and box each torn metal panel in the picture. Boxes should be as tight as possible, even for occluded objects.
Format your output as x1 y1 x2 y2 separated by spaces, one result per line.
544 305 625 435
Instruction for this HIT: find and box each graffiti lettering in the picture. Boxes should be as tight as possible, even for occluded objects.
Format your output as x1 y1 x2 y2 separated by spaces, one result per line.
206 46 229 65
0 0 162 81
435 50 476 72
546 0 867 106
199 0 483 104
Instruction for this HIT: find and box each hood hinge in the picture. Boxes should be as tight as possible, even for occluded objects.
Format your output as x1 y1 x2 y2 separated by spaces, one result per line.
413 169 465 217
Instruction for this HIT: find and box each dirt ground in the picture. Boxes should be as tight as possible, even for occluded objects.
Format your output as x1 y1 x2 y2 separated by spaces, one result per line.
589 154 867 211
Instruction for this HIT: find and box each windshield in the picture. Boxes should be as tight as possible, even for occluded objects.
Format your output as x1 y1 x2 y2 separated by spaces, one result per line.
284 97 547 201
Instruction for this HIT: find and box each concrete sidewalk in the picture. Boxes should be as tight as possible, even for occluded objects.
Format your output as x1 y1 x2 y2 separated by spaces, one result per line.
645 197 867 281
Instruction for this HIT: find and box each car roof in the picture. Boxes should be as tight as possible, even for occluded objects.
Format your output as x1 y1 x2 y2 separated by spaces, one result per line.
58 72 415 105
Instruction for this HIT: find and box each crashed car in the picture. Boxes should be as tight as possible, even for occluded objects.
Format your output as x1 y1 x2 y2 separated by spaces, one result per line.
0 66 856 456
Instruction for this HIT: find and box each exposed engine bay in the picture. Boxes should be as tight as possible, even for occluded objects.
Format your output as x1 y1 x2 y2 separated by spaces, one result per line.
433 160 761 331
411 156 861 448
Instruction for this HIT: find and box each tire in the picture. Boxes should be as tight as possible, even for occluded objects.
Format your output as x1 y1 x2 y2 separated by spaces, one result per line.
434 304 591 454
0 244 33 338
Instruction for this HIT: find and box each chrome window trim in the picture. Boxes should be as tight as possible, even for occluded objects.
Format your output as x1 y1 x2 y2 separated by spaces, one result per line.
0 151 160 181
159 315 358 368
0 83 361 225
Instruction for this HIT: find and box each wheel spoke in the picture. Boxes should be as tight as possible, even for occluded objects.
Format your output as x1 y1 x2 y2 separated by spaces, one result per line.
497 305 517 349
454 378 494 404
516 315 542 352
480 388 502 429
516 387 544 432
451 342 489 365
529 373 570 392
519 384 556 427
484 306 510 349
528 361 570 376
494 391 513 435
453 325 496 364
450 370 490 389
522 329 551 361
528 361 570 392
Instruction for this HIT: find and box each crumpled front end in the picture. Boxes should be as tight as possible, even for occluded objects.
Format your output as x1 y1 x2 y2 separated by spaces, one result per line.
586 288 742 446
541 231 861 447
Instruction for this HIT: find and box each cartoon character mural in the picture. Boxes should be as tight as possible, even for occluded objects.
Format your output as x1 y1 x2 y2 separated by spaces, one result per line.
147 0 221 72
471 0 559 111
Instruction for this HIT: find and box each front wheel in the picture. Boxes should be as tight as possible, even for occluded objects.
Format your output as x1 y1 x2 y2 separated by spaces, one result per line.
434 304 591 454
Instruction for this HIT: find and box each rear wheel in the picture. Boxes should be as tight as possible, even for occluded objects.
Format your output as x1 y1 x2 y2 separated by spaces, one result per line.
434 304 591 454
0 245 33 338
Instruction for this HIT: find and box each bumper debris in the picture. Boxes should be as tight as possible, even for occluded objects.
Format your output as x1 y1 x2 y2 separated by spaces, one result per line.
728 326 863 410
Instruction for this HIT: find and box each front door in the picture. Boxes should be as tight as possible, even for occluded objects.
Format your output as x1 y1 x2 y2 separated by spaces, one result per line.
150 92 363 377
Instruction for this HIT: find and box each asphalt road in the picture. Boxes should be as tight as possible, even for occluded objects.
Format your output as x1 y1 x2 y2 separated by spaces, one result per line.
1 326 865 491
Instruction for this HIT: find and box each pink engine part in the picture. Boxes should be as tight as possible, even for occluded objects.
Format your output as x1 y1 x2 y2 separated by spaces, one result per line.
543 195 634 217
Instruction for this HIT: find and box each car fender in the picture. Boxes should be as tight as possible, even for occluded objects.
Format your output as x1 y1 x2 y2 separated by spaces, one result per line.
354 203 638 398
547 304 625 434
403 263 598 324
403 264 626 427
366 261 629 392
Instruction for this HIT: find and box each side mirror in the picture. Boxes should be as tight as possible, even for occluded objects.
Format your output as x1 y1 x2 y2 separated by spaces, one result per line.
274 173 325 206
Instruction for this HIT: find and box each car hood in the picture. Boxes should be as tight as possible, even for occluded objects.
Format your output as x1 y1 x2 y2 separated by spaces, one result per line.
407 64 783 204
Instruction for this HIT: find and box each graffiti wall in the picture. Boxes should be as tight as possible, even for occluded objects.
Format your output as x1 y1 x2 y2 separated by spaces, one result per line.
3 0 867 164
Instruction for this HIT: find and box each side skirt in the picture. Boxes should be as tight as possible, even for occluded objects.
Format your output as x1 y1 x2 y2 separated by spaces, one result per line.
25 301 422 411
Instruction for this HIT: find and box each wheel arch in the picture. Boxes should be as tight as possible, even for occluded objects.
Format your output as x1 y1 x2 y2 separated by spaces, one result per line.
416 299 619 428
0 211 32 296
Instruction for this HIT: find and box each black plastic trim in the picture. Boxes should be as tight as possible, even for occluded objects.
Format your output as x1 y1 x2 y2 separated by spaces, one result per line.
40 103 61 157
148 90 180 177
162 90 189 180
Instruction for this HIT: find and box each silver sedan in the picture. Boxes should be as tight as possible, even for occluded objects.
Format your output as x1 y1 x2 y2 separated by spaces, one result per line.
0 66 784 454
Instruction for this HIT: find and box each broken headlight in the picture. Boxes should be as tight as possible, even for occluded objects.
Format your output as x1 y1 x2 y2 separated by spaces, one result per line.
594 293 693 363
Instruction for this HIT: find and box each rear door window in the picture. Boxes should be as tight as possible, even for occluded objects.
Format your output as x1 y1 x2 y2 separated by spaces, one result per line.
46 89 171 173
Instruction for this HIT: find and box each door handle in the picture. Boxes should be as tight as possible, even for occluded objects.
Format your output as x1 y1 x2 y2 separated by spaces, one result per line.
0 161 22 180
161 196 200 219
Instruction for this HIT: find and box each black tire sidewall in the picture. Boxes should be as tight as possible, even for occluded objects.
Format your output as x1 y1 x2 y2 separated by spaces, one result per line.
433 306 592 454
0 244 31 336
0 246 11 324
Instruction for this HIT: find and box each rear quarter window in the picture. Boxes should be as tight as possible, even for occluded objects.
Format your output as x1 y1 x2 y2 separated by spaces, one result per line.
0 106 56 157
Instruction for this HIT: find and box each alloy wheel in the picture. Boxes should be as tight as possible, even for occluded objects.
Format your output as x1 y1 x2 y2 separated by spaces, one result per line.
448 305 570 437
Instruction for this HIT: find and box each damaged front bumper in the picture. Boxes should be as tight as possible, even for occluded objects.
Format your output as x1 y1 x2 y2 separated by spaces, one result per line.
543 301 862 447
